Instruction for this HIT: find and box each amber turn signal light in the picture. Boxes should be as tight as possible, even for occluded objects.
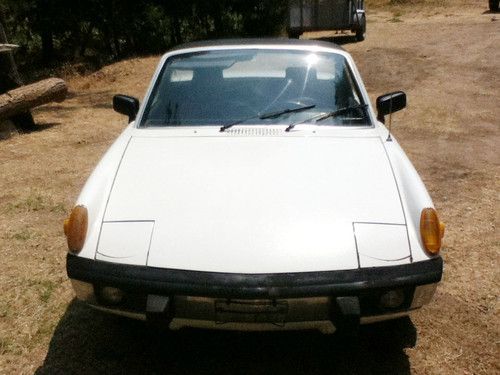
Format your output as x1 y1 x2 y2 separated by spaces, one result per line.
64 205 88 254
420 208 444 255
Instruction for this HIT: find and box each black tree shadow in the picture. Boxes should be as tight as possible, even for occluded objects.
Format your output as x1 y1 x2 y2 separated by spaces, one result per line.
36 300 415 375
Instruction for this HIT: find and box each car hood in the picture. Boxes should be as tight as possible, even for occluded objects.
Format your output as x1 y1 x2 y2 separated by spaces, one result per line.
102 133 407 273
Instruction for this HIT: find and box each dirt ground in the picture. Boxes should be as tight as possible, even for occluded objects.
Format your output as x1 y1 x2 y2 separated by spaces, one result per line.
0 1 498 374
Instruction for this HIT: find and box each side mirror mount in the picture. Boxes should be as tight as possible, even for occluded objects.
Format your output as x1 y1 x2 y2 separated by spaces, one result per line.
376 91 406 124
113 95 140 123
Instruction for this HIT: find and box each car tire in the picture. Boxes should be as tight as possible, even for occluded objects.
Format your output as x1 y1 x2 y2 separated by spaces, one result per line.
288 30 302 39
355 14 366 42
490 0 499 12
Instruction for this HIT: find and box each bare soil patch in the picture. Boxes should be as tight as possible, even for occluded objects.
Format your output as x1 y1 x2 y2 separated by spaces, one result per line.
0 1 498 374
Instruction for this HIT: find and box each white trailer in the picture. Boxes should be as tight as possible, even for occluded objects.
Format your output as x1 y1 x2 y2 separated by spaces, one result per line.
287 0 366 41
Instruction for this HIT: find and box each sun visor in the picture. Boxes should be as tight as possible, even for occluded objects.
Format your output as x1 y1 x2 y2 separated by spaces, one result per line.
96 221 154 265
354 223 411 268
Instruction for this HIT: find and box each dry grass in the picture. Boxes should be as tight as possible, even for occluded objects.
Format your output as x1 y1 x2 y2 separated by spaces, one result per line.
366 0 491 19
0 1 499 374
367 0 470 7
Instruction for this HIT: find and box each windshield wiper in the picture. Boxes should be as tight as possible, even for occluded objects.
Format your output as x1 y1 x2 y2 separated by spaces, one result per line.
259 104 316 120
220 104 316 132
315 104 368 123
220 114 261 132
285 112 331 132
285 104 368 132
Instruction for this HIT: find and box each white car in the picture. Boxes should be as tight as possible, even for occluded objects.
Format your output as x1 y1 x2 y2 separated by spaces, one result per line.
65 39 444 334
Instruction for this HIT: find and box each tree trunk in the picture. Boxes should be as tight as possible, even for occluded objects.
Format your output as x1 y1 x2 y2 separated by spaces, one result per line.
0 20 22 87
211 3 224 37
171 11 182 45
41 29 54 64
0 78 67 120
0 17 36 129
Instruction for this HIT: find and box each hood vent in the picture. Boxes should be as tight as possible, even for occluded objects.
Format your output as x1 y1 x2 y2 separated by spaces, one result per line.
224 128 283 137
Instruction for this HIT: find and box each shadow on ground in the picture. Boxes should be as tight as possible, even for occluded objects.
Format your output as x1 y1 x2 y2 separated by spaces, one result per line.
36 300 416 374
316 35 359 45
0 119 59 140
22 122 60 132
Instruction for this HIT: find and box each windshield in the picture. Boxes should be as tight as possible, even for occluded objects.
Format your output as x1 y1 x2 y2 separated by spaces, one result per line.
140 49 370 127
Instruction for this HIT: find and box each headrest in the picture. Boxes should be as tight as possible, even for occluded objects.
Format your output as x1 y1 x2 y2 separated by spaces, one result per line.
192 68 223 84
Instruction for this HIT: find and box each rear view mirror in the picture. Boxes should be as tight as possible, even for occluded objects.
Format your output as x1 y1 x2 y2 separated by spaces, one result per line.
113 95 140 123
376 91 406 123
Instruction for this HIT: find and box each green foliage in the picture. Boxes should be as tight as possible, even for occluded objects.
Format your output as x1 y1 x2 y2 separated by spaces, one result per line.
0 0 288 74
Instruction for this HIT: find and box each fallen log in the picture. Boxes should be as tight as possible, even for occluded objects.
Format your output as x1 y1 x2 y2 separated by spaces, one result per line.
0 43 18 53
0 78 68 120
0 18 36 129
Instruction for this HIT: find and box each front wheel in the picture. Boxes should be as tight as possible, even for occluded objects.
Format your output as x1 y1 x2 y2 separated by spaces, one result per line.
490 0 499 12
355 14 366 42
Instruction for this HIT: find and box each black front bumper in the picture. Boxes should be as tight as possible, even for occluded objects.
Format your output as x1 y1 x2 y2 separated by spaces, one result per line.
67 254 443 299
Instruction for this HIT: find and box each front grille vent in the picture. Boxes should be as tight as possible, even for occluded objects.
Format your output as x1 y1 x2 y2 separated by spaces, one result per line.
224 128 283 137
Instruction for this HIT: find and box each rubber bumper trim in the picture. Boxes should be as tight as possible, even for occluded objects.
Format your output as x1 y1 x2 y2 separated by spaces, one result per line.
67 254 443 299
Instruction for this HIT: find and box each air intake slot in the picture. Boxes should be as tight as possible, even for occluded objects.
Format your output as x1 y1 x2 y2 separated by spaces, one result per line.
224 128 282 136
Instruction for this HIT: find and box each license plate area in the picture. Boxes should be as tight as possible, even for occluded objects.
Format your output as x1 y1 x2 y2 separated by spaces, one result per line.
215 299 289 324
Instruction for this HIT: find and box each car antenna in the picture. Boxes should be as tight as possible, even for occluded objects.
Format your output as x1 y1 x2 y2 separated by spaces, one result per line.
386 98 393 142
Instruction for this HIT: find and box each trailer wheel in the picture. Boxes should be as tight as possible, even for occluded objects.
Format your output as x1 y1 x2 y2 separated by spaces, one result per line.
490 0 499 12
355 14 366 42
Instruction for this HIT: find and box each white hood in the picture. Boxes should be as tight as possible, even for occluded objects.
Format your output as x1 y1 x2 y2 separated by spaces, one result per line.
102 132 407 273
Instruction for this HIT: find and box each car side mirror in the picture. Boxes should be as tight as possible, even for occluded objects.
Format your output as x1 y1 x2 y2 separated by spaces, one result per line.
376 91 406 124
113 95 140 123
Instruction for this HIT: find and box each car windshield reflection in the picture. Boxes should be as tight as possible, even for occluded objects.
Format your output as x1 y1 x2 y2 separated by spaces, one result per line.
140 49 370 127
